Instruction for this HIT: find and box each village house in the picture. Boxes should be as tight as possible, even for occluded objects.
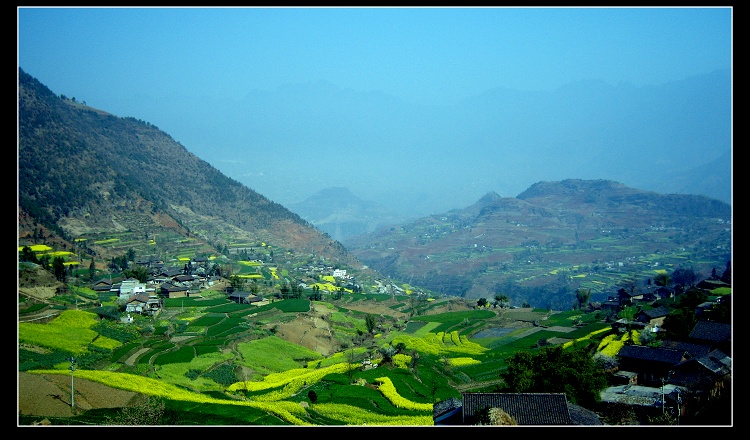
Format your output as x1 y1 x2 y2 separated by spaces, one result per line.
598 383 686 423
633 306 670 332
91 278 113 292
118 278 146 299
124 293 163 316
227 290 265 305
615 345 689 387
159 282 189 299
667 348 731 416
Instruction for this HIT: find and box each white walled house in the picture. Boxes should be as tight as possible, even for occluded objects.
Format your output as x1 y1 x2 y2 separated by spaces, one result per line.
119 279 146 299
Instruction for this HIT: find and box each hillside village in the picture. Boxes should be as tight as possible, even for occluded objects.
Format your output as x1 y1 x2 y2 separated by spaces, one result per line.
84 254 419 323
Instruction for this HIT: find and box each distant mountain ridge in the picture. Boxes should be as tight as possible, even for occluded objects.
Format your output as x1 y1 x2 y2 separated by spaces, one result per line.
109 68 731 217
17 68 359 268
345 179 731 310
288 187 411 242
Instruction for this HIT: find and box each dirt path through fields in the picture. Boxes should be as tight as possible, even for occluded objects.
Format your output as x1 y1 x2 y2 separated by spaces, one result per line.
125 347 152 366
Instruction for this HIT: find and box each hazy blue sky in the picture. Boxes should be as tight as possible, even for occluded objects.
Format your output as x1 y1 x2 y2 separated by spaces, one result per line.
18 7 730 106
18 7 732 217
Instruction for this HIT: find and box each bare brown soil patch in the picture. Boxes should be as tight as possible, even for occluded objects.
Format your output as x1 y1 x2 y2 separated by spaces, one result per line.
337 300 410 319
18 372 138 419
273 302 339 356
19 286 58 301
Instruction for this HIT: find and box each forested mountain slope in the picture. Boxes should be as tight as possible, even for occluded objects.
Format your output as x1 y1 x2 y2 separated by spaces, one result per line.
18 68 358 268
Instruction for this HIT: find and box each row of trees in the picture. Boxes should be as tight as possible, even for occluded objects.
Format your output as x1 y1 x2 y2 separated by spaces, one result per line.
19 245 69 282
476 294 510 308
501 344 607 408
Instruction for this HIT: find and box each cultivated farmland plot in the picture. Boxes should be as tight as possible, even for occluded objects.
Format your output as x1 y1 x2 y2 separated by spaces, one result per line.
18 290 616 426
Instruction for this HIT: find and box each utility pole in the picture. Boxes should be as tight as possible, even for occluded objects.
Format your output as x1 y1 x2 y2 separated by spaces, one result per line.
69 357 77 410
661 378 665 415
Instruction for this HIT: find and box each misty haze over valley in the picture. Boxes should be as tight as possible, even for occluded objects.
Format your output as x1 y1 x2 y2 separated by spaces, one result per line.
105 69 731 221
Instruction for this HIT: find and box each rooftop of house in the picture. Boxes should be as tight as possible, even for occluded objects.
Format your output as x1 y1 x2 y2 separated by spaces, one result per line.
461 393 573 425
689 321 731 342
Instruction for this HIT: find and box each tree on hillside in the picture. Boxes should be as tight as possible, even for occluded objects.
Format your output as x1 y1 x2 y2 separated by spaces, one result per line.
109 252 131 272
229 274 245 292
477 297 488 308
575 288 591 309
501 345 607 407
658 286 706 341
493 294 509 308
310 286 322 301
710 267 719 280
346 347 357 384
663 309 698 341
618 306 638 341
20 246 38 264
123 265 150 283
379 344 396 364
279 282 290 299
654 272 671 287
720 260 731 284
677 287 708 310
88 258 96 281
671 267 698 287
708 296 731 323
52 256 66 282
38 254 51 271
365 313 377 334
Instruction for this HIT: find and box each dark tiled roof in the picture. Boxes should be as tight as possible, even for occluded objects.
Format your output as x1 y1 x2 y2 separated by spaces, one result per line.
567 403 603 425
669 349 731 389
161 282 188 292
641 306 670 319
462 393 572 425
654 287 673 297
689 321 731 343
660 340 712 358
160 268 184 277
126 293 150 304
433 397 463 425
693 349 731 376
617 345 686 365
229 291 253 299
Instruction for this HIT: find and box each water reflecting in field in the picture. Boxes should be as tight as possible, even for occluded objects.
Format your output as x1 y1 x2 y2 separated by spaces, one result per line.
473 327 514 338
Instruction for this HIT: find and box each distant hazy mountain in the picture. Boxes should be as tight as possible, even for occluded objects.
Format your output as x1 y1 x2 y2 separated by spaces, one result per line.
639 148 732 205
102 69 732 218
345 179 731 310
288 187 410 242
